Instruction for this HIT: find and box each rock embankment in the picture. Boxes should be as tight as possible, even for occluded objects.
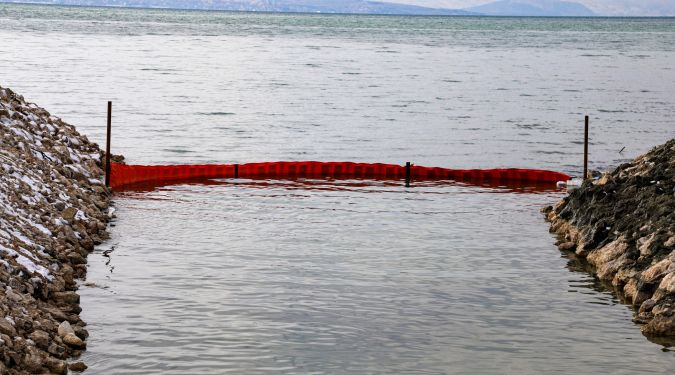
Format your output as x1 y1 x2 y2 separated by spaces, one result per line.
544 139 674 339
0 86 110 374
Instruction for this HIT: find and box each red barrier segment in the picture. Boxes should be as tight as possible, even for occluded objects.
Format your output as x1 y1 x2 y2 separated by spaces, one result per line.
109 162 571 190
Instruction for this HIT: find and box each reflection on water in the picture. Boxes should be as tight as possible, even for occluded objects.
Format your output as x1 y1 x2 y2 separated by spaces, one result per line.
80 183 674 374
112 177 564 195
561 251 675 348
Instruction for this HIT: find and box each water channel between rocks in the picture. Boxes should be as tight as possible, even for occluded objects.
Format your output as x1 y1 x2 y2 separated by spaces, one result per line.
80 181 674 374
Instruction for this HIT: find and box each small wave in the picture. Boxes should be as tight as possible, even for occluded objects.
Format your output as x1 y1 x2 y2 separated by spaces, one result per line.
515 123 549 130
162 149 195 154
140 68 180 72
535 150 566 155
197 112 235 116
598 109 626 113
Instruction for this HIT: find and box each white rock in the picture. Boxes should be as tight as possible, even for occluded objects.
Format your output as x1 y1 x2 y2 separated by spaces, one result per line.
57 321 74 338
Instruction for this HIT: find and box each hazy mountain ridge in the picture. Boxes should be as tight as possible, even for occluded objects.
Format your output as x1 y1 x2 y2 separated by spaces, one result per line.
0 0 475 15
467 0 595 16
374 0 675 17
2 0 668 16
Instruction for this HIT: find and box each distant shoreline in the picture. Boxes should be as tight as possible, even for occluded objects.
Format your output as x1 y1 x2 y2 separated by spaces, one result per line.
2 1 675 19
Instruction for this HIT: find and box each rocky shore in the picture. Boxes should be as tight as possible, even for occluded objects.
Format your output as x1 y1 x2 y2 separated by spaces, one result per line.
0 86 111 374
544 139 675 340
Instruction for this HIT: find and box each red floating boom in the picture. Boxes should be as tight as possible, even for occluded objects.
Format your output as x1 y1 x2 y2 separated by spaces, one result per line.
109 161 570 190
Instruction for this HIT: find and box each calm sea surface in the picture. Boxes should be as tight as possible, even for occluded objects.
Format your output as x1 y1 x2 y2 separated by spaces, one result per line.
1 4 674 374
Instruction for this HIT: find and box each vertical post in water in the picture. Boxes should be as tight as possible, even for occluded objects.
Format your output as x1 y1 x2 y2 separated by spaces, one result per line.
105 101 112 187
405 162 411 187
583 115 589 180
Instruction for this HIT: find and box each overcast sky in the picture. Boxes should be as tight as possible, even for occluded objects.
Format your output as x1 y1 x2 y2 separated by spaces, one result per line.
384 0 675 16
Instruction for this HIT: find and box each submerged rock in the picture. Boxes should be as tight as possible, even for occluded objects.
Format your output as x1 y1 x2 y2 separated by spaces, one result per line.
69 361 88 372
0 85 111 372
545 139 675 339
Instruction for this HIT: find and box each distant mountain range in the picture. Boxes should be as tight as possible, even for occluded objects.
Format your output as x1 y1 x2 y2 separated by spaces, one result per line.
0 0 475 15
0 0 599 16
467 0 595 16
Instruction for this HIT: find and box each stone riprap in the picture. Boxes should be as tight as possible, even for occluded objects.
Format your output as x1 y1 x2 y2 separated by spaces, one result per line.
0 86 110 374
544 139 675 339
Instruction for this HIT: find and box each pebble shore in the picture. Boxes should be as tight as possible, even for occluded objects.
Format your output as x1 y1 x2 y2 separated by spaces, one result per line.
544 139 675 340
0 86 111 374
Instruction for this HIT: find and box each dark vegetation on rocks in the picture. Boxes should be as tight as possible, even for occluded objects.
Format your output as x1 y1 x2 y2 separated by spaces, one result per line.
544 139 675 340
0 86 111 374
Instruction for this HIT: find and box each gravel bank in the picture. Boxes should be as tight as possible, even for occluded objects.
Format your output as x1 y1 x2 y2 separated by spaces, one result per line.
0 86 111 374
544 139 675 340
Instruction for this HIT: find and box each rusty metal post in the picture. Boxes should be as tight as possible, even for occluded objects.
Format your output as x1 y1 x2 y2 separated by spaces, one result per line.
584 115 589 180
405 162 411 187
105 101 112 187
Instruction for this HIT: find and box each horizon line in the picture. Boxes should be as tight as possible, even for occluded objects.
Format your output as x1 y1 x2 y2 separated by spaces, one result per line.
3 1 675 18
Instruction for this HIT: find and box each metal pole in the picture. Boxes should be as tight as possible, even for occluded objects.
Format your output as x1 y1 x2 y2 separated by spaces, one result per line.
405 162 411 187
584 115 589 180
234 164 239 179
105 101 112 187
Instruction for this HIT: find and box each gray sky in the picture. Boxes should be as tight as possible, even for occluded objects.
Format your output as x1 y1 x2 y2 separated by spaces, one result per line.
384 0 675 16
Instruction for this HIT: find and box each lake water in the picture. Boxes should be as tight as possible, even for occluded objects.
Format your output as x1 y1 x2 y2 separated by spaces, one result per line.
1 4 674 373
